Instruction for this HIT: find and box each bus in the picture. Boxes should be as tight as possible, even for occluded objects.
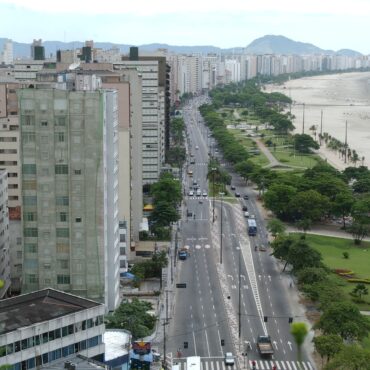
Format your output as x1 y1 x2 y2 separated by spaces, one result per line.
247 218 257 236
187 356 201 370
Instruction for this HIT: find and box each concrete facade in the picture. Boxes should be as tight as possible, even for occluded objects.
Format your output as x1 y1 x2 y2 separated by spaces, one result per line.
18 78 120 310
0 170 10 299
114 60 164 184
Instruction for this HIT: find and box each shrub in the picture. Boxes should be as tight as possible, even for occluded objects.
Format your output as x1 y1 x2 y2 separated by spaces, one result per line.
343 251 349 259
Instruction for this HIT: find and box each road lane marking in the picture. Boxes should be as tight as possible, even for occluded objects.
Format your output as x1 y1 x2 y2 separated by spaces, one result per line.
204 330 211 357
192 330 197 356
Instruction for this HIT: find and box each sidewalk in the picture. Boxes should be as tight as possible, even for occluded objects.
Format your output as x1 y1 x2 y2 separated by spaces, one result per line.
286 223 370 242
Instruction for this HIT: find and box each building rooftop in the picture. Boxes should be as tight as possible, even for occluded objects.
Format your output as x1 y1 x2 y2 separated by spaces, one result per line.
40 354 107 369
0 288 102 335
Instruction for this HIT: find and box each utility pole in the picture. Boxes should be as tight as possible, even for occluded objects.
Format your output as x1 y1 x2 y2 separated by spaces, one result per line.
212 168 216 223
238 246 242 350
302 103 305 134
320 109 323 146
220 192 224 264
344 120 348 164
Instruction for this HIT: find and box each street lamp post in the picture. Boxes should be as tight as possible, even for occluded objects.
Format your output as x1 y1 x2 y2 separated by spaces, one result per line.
219 192 225 264
212 168 217 223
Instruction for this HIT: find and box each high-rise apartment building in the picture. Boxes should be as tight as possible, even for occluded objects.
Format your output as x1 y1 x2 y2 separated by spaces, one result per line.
0 39 13 65
0 169 10 299
115 48 169 184
18 75 120 310
0 79 22 294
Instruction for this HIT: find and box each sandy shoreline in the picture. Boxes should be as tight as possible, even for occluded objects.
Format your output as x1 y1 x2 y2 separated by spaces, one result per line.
267 72 370 169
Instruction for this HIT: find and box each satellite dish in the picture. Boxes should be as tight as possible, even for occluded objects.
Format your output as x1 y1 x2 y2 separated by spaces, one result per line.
68 62 80 70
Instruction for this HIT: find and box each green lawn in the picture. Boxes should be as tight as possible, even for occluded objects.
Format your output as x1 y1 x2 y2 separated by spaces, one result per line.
302 234 370 310
230 129 270 166
274 151 320 169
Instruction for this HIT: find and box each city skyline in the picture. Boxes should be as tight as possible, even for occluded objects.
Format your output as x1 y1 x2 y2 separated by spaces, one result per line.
0 0 370 54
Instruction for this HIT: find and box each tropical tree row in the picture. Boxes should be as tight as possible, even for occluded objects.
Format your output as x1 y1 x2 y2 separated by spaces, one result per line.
147 172 182 239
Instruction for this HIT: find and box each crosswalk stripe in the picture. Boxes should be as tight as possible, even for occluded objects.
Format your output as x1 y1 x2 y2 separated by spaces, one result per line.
204 360 209 370
302 362 308 370
259 361 264 369
215 360 220 370
276 362 282 370
291 362 297 370
285 362 292 370
307 363 313 370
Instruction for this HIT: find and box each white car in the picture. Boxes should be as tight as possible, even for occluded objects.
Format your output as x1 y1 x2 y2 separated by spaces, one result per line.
188 190 194 196
224 352 234 366
195 145 199 150
244 211 249 218
202 191 207 197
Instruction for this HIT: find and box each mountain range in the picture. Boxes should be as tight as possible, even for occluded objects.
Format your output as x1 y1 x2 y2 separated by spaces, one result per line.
0 35 363 58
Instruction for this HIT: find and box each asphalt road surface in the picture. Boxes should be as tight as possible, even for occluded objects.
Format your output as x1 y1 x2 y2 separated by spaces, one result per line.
167 97 315 370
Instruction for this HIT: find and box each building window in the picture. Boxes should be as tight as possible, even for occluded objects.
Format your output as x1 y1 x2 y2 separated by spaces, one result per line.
57 275 70 284
24 212 37 222
74 169 82 175
25 244 37 253
59 212 68 222
56 196 69 206
16 237 22 245
55 164 68 175
120 233 126 243
58 260 69 269
41 120 48 127
75 217 81 223
23 132 36 143
26 274 38 284
56 243 69 253
55 117 66 126
22 164 36 174
22 115 35 126
17 251 23 259
23 196 37 206
56 228 69 238
24 228 38 237
56 132 65 142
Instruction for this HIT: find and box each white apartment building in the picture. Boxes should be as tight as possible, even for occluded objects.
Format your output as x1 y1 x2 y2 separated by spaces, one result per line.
18 74 120 311
225 59 241 83
0 39 13 65
0 288 105 369
114 59 164 184
13 60 45 80
0 170 10 299
0 80 20 208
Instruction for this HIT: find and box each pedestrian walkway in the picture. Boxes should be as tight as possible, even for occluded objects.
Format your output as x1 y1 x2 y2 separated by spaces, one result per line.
172 357 314 370
248 359 314 370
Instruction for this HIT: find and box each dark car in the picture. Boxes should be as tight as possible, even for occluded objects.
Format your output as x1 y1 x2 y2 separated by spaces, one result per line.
243 194 249 200
231 185 236 190
235 192 240 198
187 210 193 217
242 206 248 211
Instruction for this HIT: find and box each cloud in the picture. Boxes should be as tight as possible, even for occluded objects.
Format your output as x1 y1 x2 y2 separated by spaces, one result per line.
1 0 370 16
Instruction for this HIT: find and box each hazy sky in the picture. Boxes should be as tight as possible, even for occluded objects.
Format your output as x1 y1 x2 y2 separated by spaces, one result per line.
1 0 369 53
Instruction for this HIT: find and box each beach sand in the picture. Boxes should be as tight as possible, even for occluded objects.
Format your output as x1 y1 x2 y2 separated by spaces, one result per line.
267 72 370 169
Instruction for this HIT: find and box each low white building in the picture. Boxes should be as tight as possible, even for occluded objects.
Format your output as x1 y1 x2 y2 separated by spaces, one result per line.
0 288 105 369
